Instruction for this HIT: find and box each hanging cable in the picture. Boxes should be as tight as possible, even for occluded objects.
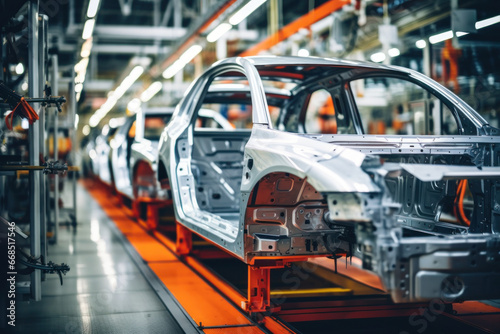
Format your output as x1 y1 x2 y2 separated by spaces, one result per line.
454 179 471 226
0 81 66 130
4 97 39 130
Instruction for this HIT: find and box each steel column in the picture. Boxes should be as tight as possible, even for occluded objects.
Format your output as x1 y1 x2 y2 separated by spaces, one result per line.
28 0 42 301
52 54 59 242
69 71 77 229
423 39 431 77
173 0 182 28
38 14 48 270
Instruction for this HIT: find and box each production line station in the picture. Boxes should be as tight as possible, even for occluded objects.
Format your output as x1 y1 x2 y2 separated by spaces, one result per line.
1 0 500 333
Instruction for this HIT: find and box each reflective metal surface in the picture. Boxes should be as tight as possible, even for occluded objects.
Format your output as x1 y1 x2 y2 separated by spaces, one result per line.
157 56 500 303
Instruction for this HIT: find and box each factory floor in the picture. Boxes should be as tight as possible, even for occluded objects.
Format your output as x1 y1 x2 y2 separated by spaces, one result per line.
11 180 500 334
14 183 192 334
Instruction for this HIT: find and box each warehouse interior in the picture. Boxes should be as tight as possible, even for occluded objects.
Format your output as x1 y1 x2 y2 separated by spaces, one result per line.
1 0 500 333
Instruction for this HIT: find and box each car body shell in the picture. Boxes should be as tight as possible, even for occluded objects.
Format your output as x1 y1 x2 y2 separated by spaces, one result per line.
157 56 500 303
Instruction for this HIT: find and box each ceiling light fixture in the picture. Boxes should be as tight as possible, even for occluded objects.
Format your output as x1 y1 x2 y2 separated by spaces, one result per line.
427 14 500 45
415 39 427 49
15 63 24 75
80 38 93 58
74 57 89 73
229 0 267 25
162 60 185 79
82 125 91 136
429 30 454 44
89 66 144 127
75 83 83 93
297 49 310 57
82 19 95 40
207 23 233 43
388 48 400 57
75 70 87 84
87 0 101 18
109 117 126 128
140 81 163 102
476 14 500 29
162 45 203 79
370 52 386 63
179 44 203 63
127 98 142 113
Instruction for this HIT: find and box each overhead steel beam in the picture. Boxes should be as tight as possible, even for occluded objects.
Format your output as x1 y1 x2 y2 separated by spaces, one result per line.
94 26 186 40
78 80 114 92
54 41 170 55
92 44 170 55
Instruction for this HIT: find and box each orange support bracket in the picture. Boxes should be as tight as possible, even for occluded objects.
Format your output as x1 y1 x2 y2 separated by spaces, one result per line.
176 222 193 255
132 200 141 218
244 266 270 313
146 202 165 231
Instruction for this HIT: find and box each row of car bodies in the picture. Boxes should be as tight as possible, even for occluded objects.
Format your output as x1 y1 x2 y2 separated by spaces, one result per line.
87 56 500 304
88 107 233 203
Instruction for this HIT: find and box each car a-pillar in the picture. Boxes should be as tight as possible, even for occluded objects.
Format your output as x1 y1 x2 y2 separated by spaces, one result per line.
242 171 349 313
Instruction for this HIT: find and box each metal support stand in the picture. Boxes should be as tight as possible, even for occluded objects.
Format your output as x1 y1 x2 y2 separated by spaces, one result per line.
132 198 172 231
28 0 41 301
244 266 271 313
175 222 192 255
146 202 169 231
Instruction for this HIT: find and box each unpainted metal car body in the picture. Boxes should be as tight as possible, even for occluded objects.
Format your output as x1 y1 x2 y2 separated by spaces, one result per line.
111 108 173 199
95 120 123 185
157 56 500 303
111 107 233 200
